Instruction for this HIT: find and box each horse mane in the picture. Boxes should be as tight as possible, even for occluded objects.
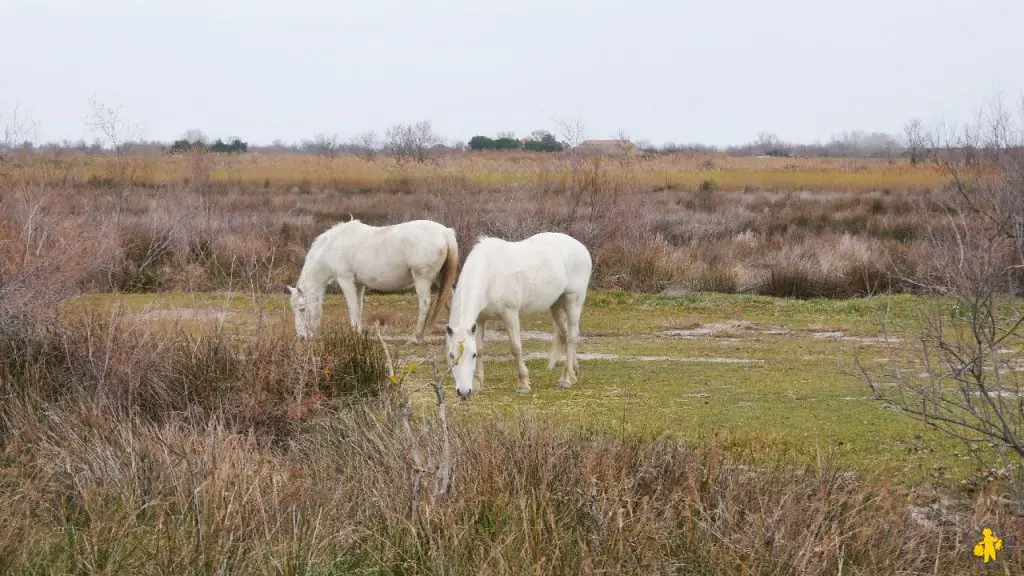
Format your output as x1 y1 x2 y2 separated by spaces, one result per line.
306 218 363 258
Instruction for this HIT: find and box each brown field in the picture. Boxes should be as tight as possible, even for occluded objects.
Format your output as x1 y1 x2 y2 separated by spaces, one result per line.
2 150 949 301
8 149 947 193
3 149 1021 574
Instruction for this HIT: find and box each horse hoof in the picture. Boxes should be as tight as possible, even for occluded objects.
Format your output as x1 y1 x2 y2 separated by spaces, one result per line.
556 379 573 389
515 386 532 394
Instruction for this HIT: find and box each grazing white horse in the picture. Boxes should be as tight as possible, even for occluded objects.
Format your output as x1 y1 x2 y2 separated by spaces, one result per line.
444 232 592 398
288 218 459 341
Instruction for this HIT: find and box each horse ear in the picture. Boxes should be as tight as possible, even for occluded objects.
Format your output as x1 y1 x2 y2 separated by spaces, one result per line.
287 285 300 296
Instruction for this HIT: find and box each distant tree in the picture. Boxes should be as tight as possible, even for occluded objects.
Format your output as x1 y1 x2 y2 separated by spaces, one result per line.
522 130 564 152
755 132 788 156
903 118 926 165
169 139 198 153
169 133 247 154
468 135 495 150
385 121 440 162
1 105 36 154
349 130 380 160
303 133 341 158
183 129 207 147
492 136 521 150
208 138 248 153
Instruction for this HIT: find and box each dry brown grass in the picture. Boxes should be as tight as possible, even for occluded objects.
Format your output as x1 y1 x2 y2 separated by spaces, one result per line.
1 305 1021 574
7 149 946 193
0 150 951 301
3 149 1024 573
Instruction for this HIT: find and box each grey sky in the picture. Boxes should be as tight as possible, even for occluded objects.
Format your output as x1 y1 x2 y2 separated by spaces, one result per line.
2 0 1022 147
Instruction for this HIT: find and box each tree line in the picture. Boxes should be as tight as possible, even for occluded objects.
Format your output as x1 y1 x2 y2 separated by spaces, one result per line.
168 137 248 154
467 130 565 152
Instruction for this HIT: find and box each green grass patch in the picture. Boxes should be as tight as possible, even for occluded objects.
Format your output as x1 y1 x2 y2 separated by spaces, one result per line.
59 290 995 487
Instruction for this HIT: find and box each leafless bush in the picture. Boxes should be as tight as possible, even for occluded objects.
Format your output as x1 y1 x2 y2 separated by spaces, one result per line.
349 130 381 160
860 96 1024 495
385 121 440 163
85 96 142 187
302 133 341 159
903 118 928 166
1 105 37 153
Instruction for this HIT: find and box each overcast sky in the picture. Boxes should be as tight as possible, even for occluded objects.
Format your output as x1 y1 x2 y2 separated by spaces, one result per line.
2 0 1022 147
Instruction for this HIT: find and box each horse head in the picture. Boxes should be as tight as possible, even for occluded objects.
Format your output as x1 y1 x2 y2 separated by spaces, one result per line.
444 322 478 398
288 285 322 340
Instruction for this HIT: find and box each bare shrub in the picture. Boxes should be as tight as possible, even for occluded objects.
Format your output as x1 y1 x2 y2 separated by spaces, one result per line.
349 130 381 160
860 97 1024 496
599 232 679 293
1 304 391 441
0 144 981 300
1 357 1020 574
903 118 928 166
302 133 341 159
385 121 440 163
111 221 176 291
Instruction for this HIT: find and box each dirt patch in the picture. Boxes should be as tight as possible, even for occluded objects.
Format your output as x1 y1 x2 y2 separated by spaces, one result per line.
517 351 760 364
809 331 901 344
845 336 902 343
809 331 847 340
660 320 758 339
487 330 554 342
128 307 229 322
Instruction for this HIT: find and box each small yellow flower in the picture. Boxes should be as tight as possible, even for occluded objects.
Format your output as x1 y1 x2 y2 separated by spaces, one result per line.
389 374 399 384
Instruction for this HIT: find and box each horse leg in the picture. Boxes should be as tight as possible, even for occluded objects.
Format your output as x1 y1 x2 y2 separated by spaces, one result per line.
411 275 433 343
474 320 486 390
550 300 572 380
558 294 584 389
339 279 362 332
357 283 366 323
502 311 531 394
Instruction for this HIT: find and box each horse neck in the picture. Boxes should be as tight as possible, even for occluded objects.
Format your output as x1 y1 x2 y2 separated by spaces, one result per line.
297 249 333 300
450 262 487 330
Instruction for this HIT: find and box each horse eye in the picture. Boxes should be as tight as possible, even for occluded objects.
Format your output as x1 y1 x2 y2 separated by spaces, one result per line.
472 353 477 358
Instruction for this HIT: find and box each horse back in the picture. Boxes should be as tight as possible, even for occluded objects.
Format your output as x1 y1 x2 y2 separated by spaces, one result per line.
471 233 591 314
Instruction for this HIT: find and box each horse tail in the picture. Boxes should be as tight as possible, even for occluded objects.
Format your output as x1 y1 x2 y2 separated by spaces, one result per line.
425 228 459 329
548 322 565 370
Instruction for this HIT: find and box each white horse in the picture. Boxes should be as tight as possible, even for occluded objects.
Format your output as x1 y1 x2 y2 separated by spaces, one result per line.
444 232 592 398
288 218 459 341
